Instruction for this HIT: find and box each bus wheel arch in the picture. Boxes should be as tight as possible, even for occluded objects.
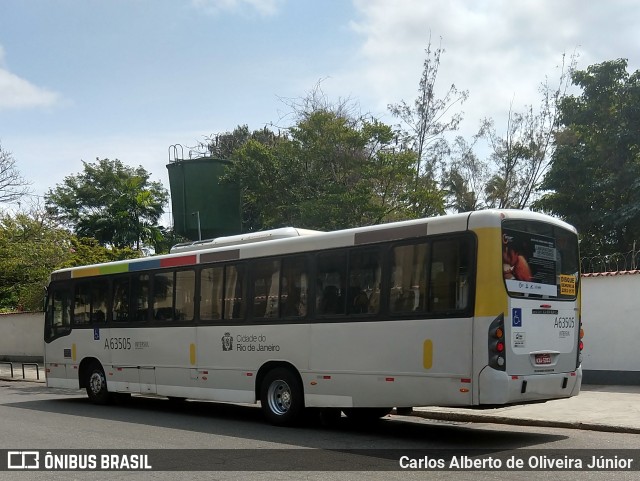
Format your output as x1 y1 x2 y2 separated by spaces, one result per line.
256 362 305 426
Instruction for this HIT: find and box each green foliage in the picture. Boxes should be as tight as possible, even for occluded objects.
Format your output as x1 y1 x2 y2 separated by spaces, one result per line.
535 59 640 257
197 125 281 160
0 210 139 311
45 158 168 249
223 109 444 231
152 227 190 255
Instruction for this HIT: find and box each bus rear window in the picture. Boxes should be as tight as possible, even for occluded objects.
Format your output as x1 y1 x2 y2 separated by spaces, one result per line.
502 220 579 299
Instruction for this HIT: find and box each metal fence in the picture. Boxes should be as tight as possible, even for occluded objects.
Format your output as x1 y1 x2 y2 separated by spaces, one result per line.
581 249 640 274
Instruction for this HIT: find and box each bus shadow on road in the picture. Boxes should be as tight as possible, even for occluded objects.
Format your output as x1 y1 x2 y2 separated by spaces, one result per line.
3 384 568 453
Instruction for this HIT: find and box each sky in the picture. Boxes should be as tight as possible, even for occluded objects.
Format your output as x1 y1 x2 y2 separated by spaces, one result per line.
1 0 639 222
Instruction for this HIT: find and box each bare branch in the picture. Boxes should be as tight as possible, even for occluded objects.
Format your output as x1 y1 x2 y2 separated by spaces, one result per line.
0 142 31 204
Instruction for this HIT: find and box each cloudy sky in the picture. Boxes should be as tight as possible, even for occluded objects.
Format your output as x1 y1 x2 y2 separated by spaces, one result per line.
1 0 638 218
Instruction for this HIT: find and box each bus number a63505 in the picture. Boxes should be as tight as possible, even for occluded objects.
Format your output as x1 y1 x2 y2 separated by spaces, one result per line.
554 317 575 329
104 337 132 350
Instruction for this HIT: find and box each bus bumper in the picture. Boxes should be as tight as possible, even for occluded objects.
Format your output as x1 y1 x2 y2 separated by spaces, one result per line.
478 366 582 405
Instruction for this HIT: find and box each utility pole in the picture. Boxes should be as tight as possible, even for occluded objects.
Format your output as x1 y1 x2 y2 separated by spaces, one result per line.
192 211 202 241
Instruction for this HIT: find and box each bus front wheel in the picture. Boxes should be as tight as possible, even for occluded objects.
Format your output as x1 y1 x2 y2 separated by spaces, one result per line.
85 364 110 405
260 368 304 426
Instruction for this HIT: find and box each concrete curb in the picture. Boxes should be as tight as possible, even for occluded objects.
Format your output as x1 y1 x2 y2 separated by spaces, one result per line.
409 410 640 435
0 376 45 383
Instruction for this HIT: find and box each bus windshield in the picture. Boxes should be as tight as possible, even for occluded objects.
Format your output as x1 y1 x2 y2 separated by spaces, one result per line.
502 219 579 300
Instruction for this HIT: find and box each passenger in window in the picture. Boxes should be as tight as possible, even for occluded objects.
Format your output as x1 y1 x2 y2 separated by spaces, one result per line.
368 285 380 314
321 285 340 315
350 287 369 314
283 287 304 317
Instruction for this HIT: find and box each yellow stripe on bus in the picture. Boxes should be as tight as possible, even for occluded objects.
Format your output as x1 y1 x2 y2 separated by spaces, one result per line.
189 343 196 366
73 267 100 278
423 339 433 369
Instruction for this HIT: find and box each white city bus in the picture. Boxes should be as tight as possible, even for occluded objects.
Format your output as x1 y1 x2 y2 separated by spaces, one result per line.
44 210 583 425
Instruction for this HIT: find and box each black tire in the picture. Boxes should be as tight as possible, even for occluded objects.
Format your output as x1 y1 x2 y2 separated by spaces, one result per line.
343 407 392 423
260 367 304 426
85 363 110 405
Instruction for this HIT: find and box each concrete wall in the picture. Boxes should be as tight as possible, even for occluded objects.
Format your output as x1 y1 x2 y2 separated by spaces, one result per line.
0 311 44 362
581 272 640 385
1 273 639 383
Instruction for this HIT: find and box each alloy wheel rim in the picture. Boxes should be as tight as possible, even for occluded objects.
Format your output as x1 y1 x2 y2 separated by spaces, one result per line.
267 380 291 415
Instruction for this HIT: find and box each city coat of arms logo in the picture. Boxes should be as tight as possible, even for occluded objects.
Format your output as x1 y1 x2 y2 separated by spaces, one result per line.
221 332 233 351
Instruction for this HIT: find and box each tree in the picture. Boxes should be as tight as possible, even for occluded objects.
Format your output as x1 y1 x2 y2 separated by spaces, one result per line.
443 133 488 212
0 141 30 203
191 125 282 160
535 59 640 257
0 207 138 311
46 158 168 250
479 54 576 209
222 102 443 232
388 37 469 180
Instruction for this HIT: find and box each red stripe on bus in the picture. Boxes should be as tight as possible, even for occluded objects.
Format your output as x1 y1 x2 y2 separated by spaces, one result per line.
160 255 197 268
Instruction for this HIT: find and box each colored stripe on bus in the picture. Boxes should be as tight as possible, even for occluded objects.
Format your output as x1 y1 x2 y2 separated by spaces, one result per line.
129 259 162 271
160 255 197 268
69 255 197 278
73 267 101 278
100 264 129 275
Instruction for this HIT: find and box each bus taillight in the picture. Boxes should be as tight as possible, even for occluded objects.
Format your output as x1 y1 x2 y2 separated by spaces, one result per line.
576 318 584 368
489 314 506 371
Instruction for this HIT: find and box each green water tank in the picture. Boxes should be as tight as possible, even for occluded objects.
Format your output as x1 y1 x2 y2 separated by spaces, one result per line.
167 155 241 241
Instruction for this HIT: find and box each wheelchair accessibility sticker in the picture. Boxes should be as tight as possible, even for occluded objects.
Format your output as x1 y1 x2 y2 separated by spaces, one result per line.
512 308 522 327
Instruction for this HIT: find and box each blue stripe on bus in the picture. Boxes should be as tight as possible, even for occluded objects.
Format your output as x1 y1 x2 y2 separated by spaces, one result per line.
129 259 162 271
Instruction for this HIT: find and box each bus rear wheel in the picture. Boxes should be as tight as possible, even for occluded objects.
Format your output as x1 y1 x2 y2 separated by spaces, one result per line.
260 368 304 426
85 364 110 405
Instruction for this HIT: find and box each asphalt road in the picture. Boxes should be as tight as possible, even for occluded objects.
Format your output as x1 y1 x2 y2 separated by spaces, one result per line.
0 380 638 481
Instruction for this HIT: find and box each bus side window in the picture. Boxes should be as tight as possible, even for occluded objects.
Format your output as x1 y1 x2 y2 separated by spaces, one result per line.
74 282 91 325
252 259 280 319
280 256 308 318
112 277 130 322
175 270 195 321
430 239 470 312
224 264 245 320
153 272 174 320
200 267 223 320
316 251 347 316
131 274 150 322
91 280 108 323
46 288 72 340
347 248 382 315
390 243 429 314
